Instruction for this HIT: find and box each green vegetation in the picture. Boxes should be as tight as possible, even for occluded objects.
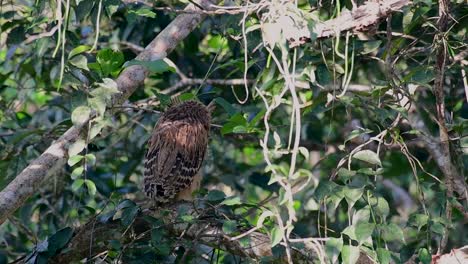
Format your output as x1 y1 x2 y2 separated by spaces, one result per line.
0 0 466 263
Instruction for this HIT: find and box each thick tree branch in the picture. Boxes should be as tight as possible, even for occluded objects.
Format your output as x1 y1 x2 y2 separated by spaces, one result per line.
314 0 410 38
0 0 217 225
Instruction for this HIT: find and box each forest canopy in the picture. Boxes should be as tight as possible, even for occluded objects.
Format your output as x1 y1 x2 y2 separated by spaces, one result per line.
0 0 467 263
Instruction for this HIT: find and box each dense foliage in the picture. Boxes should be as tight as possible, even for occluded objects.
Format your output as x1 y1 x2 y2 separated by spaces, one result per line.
0 0 466 263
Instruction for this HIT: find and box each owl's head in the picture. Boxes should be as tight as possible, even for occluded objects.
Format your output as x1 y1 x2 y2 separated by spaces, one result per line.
161 100 212 129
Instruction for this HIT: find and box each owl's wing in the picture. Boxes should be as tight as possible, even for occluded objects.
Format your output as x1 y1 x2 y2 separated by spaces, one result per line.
143 121 208 202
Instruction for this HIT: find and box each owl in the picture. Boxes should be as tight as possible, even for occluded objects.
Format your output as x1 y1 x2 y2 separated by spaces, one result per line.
143 100 211 203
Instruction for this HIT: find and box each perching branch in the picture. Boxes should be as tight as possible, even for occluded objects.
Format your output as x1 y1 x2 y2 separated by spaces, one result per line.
48 202 276 263
314 0 410 39
0 0 218 225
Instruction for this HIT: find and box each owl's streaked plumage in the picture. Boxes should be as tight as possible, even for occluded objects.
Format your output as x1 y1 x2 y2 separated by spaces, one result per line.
143 100 211 203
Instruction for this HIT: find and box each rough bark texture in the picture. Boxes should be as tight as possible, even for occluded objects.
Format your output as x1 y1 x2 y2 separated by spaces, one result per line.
314 0 409 38
0 0 217 225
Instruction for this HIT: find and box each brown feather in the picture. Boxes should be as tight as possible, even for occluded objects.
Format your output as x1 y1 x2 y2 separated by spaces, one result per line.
143 100 211 203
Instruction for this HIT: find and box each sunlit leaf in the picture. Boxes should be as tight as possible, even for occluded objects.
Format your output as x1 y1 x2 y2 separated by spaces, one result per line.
69 55 89 70
69 45 91 59
72 179 85 192
377 248 391 264
325 237 343 263
341 245 360 264
353 150 381 166
270 227 282 247
418 248 431 264
68 139 86 157
71 167 83 180
68 155 84 167
84 179 97 196
71 106 91 126
221 196 242 206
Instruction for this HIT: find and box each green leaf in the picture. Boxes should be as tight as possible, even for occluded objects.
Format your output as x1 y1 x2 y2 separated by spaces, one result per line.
178 93 195 101
352 206 371 225
408 214 429 231
72 179 85 192
156 242 171 256
248 109 266 126
125 59 173 74
151 229 163 245
85 153 96 166
92 78 120 100
96 49 124 77
129 7 156 18
180 215 194 223
232 126 247 133
84 179 97 195
71 106 91 126
88 97 106 117
377 248 391 264
89 120 106 140
369 196 390 218
222 220 237 234
121 205 139 227
47 227 73 255
221 113 248 135
341 245 360 264
104 0 120 15
68 155 84 166
325 237 343 263
337 168 356 181
353 150 381 166
68 139 86 157
69 45 91 59
313 181 334 200
71 166 84 180
380 223 405 243
213 97 238 116
343 187 364 208
298 147 309 160
270 227 282 247
418 248 431 264
357 168 382 175
206 190 226 202
360 40 382 54
354 222 375 244
342 225 357 241
69 55 89 70
430 222 445 235
116 199 136 210
220 196 242 206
